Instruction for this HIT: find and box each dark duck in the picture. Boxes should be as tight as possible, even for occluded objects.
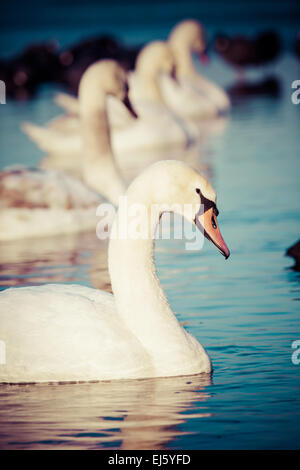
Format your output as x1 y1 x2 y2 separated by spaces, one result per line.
57 35 141 95
295 32 300 61
214 31 281 75
0 41 60 100
286 240 300 271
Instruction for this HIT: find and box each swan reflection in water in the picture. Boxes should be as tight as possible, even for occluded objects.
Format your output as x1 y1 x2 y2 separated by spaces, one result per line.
0 373 211 449
0 231 110 291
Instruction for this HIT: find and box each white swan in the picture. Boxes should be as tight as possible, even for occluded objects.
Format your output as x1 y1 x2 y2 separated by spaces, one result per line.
115 41 189 151
24 42 188 158
0 60 132 241
0 160 230 383
159 19 231 119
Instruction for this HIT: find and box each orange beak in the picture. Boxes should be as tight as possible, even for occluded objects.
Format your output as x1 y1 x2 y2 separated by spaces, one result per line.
195 207 230 259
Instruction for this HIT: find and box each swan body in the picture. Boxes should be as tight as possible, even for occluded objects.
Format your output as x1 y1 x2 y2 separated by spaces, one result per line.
1 60 130 240
0 284 154 383
0 168 101 241
0 160 230 383
159 73 218 120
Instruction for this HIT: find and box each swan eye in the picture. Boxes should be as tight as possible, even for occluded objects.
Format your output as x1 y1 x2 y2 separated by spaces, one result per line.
196 188 200 194
211 216 217 229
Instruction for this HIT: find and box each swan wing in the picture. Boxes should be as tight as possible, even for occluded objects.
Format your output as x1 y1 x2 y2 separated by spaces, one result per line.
48 114 81 134
54 92 79 115
0 168 99 210
21 122 81 155
159 74 218 119
182 75 231 112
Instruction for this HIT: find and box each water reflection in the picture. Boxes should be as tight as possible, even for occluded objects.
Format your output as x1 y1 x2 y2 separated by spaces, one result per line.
286 240 300 272
228 76 281 101
0 373 211 450
0 231 110 290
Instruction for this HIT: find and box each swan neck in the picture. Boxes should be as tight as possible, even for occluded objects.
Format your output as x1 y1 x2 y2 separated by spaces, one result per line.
139 72 164 103
81 95 125 204
171 44 196 78
108 195 188 365
82 96 112 159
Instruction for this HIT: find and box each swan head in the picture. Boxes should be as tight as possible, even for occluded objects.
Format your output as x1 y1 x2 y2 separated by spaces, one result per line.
78 59 137 117
135 41 176 79
169 19 207 57
126 160 230 259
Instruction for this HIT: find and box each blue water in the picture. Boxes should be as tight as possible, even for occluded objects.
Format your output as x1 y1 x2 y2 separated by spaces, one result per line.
0 0 300 450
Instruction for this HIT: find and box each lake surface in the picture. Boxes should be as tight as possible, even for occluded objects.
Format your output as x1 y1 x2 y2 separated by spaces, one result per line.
0 0 300 450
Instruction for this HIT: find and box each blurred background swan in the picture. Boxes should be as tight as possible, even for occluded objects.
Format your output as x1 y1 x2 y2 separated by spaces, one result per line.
53 21 231 136
160 20 231 118
23 41 190 156
0 60 135 240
